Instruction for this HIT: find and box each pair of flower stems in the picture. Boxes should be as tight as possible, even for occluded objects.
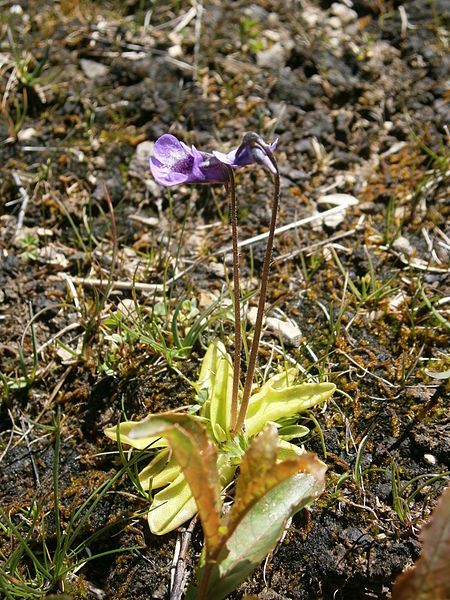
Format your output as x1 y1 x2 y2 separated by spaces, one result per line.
225 134 280 435
149 131 279 436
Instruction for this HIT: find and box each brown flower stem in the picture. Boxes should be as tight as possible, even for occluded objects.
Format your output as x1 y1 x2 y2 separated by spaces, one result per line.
225 166 241 433
233 151 280 435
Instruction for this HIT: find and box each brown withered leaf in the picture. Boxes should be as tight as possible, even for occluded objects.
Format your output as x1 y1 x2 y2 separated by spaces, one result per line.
234 424 279 498
197 428 327 600
128 413 223 554
226 424 326 542
392 485 450 600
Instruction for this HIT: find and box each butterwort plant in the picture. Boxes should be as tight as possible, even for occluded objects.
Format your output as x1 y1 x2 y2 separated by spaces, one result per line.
106 132 336 599
149 132 279 432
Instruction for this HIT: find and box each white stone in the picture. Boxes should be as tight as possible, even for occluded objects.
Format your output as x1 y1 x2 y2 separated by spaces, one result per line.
129 141 154 181
36 245 69 269
424 454 437 465
266 316 302 347
247 307 302 347
388 292 407 311
317 193 359 207
80 59 109 79
17 127 38 141
168 44 183 58
10 4 23 15
256 43 287 70
392 236 415 257
331 3 358 24
322 211 344 229
328 16 342 29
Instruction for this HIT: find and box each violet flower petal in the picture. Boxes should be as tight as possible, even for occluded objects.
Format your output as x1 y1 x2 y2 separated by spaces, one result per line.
150 134 230 186
234 135 278 174
149 157 191 186
213 137 278 174
211 149 235 165
190 145 208 182
153 134 190 166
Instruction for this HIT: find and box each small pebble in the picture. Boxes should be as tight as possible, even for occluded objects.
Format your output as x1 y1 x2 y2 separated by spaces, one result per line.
331 3 358 25
392 236 415 257
328 16 342 29
10 4 23 15
80 58 109 79
424 454 437 465
256 43 287 70
17 127 38 141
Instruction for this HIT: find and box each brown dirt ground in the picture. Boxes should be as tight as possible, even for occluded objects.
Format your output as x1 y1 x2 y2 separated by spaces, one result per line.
0 1 449 599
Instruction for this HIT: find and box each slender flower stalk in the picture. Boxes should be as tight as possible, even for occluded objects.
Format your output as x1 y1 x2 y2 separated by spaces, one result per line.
233 137 280 435
148 132 279 435
224 165 241 432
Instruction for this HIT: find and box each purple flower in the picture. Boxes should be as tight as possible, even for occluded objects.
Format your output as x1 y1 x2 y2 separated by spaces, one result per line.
149 132 278 187
213 133 278 174
149 134 228 186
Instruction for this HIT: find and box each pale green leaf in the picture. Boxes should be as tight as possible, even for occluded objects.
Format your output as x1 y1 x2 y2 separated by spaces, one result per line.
149 472 198 535
197 339 224 395
196 339 233 442
104 421 167 450
425 368 450 380
148 454 235 536
278 439 305 459
209 347 233 442
278 424 310 441
129 413 223 550
244 377 336 438
138 449 180 490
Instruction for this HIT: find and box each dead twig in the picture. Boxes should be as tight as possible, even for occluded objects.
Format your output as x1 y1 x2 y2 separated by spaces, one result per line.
192 0 203 80
66 276 167 293
12 170 31 234
215 204 356 257
170 515 198 600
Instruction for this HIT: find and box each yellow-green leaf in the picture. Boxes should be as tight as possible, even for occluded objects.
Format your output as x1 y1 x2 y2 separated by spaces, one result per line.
149 472 198 535
138 449 180 490
245 377 336 438
147 453 235 536
226 426 326 541
191 428 327 600
278 439 305 459
128 413 223 553
196 339 233 442
104 421 167 450
207 466 326 600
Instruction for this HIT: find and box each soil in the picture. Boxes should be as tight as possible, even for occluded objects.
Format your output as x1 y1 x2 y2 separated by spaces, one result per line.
0 1 449 599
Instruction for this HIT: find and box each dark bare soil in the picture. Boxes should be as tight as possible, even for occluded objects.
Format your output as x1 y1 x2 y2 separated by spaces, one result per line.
0 1 449 599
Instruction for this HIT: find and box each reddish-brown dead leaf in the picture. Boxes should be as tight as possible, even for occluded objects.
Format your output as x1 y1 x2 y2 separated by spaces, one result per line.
225 425 326 544
129 413 222 554
392 485 450 600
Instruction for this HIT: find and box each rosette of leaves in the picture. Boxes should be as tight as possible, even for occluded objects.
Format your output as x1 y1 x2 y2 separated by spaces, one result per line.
129 416 327 600
105 340 335 536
